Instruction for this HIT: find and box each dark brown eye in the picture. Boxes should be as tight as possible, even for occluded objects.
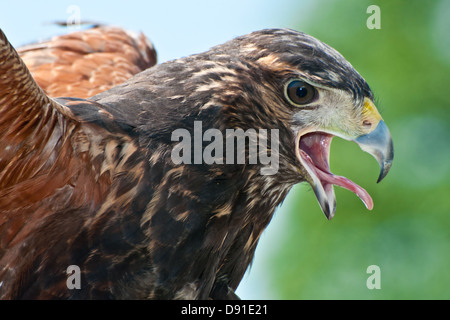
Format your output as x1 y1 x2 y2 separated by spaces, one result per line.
285 80 317 105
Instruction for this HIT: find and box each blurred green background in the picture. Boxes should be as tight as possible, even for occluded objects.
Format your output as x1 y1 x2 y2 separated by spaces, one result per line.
251 0 450 300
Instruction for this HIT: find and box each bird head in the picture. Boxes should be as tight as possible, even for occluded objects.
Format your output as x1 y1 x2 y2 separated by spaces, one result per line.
182 28 394 219
96 28 393 221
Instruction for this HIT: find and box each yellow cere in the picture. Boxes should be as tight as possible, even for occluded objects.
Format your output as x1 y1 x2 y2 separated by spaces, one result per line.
362 97 382 126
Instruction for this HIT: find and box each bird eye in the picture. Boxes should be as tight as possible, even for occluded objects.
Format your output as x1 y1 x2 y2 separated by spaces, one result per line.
285 80 317 106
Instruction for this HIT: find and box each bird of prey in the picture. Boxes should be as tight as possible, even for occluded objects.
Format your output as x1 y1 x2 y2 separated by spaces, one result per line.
0 27 393 299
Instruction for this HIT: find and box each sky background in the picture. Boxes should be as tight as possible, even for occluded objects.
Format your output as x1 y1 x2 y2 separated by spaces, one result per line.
1 0 449 300
0 0 312 63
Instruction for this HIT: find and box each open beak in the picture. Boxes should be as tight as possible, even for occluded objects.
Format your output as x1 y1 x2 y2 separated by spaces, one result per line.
295 99 394 219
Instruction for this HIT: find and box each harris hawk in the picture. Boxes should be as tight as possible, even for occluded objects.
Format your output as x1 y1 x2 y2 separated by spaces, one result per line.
0 26 393 299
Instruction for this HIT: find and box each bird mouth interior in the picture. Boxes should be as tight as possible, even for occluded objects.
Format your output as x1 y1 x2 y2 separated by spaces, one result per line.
296 131 373 217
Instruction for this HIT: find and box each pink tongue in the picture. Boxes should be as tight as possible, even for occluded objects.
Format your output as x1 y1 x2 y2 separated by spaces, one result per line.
299 133 373 210
315 169 373 210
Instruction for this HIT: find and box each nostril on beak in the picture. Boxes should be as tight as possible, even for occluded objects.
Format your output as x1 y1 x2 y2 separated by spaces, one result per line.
363 120 372 128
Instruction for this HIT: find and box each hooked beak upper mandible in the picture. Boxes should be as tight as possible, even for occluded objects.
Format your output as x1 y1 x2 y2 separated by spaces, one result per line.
355 119 394 183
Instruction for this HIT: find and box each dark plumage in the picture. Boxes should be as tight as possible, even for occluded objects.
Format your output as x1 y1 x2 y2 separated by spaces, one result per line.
0 27 393 299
